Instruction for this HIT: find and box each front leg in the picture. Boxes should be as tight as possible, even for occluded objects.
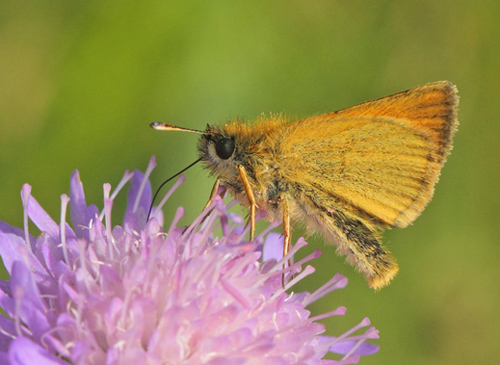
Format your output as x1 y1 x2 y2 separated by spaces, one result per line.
268 193 293 259
281 196 292 258
236 165 258 241
203 178 221 211
269 193 293 285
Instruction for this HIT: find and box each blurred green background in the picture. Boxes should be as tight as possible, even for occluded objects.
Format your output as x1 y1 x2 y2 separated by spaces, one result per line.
1 1 499 364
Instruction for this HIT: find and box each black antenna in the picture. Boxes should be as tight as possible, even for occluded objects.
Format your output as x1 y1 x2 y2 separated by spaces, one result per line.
147 158 203 221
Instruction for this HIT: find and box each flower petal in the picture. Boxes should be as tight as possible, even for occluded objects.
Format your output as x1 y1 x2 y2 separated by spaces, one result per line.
8 337 66 365
26 195 59 240
0 222 24 239
326 338 380 355
0 233 56 298
0 315 16 351
262 232 284 262
69 171 99 240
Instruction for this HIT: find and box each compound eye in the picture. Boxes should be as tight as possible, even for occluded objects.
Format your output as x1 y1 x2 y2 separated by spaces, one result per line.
215 138 235 160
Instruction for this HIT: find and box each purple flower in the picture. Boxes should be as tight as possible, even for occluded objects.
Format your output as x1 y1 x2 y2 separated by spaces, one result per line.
0 157 379 364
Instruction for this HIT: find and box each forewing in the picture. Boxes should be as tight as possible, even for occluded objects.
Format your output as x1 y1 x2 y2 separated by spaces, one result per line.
280 82 458 228
331 81 458 160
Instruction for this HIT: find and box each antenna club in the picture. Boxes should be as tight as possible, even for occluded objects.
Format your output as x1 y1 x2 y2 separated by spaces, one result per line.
150 122 172 130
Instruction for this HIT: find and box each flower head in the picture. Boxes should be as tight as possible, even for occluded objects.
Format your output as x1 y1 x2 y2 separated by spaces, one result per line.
0 157 379 364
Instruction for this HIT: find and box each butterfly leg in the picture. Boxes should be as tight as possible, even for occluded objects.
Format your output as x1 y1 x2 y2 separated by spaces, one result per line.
203 178 221 211
281 196 293 284
282 197 291 258
236 165 258 241
199 179 224 225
